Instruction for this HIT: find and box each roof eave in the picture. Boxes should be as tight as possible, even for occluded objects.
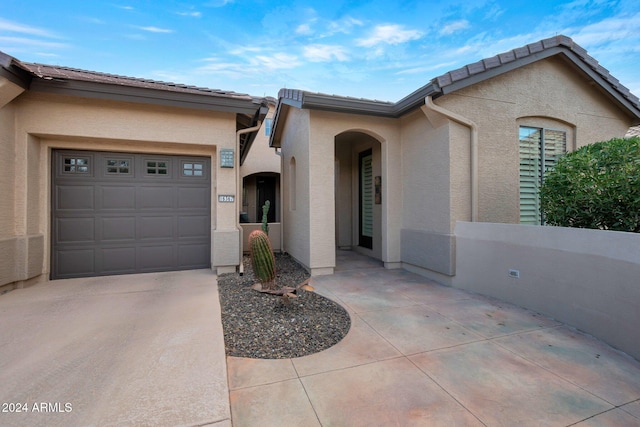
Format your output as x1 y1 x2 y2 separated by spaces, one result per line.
0 52 32 88
28 78 260 115
300 92 396 117
239 102 270 165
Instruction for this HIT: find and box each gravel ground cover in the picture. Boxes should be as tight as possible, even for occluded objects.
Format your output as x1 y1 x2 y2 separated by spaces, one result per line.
217 253 351 359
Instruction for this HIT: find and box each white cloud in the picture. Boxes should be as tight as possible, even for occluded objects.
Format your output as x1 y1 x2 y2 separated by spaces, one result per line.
325 16 364 36
255 53 301 70
0 18 60 38
356 24 423 47
177 11 202 18
396 61 459 75
0 36 69 50
440 20 470 36
569 12 640 46
204 0 234 7
136 26 174 33
303 44 349 62
116 5 134 11
296 23 314 35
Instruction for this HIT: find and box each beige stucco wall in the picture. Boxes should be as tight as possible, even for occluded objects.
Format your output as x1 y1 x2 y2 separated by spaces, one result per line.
436 57 633 226
308 110 402 274
279 107 312 270
1 90 243 286
454 222 640 361
0 92 17 286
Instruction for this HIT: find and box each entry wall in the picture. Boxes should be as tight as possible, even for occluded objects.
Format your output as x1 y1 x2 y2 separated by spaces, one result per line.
4 91 239 286
454 222 640 361
309 110 401 274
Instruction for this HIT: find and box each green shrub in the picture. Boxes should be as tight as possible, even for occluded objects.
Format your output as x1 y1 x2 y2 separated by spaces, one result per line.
540 136 640 232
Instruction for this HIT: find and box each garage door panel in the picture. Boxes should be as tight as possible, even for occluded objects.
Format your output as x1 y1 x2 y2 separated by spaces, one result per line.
52 150 211 279
178 215 209 238
178 244 210 267
101 186 136 210
56 186 95 210
139 216 175 239
102 217 136 241
138 186 175 209
56 249 95 276
178 187 210 209
56 217 95 243
139 245 175 270
101 247 137 273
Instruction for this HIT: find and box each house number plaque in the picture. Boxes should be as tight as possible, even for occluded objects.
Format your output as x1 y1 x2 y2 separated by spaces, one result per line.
218 195 235 203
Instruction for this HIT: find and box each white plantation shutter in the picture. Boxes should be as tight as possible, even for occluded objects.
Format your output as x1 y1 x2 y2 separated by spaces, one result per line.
519 127 566 225
361 155 373 237
361 153 373 238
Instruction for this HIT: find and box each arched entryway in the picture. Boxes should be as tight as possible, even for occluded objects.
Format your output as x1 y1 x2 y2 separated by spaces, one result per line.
334 131 383 260
241 172 280 223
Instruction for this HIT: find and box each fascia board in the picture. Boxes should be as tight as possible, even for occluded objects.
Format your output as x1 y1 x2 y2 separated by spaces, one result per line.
301 92 395 117
29 78 260 115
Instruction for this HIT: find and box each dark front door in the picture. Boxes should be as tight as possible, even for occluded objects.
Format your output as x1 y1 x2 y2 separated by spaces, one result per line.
51 150 211 279
257 176 276 223
359 149 373 249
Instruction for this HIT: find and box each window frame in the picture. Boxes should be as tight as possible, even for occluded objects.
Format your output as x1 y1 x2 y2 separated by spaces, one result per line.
518 125 567 225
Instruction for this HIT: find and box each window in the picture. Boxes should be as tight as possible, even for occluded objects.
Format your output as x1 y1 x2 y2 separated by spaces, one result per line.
106 159 131 174
264 118 273 136
519 126 566 224
182 162 204 177
146 160 168 175
63 157 90 174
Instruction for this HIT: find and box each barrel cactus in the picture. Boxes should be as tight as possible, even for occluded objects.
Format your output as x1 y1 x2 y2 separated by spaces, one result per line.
248 229 276 290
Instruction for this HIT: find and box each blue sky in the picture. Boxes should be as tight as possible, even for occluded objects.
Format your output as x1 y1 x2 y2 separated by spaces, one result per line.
1 0 639 101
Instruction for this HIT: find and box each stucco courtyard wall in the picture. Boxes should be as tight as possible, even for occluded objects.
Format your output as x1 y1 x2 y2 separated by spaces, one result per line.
2 90 241 286
454 222 640 361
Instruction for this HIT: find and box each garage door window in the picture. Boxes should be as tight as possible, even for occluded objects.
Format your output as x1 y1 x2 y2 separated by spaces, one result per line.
182 161 204 177
63 157 90 174
106 159 131 174
146 160 169 175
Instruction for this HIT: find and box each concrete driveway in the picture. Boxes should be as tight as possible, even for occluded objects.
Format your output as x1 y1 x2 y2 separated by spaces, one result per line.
0 270 230 427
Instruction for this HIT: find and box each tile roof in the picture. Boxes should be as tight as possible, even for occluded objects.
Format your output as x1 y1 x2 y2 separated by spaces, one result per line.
431 35 640 111
18 61 253 100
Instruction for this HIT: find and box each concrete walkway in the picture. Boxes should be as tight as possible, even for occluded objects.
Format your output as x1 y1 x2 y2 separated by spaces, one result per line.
228 250 640 426
0 270 230 427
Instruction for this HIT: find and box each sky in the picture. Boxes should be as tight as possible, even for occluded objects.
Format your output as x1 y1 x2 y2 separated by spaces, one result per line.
1 0 639 102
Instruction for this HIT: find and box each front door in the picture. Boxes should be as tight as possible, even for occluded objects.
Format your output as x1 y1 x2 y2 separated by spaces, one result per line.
358 150 373 249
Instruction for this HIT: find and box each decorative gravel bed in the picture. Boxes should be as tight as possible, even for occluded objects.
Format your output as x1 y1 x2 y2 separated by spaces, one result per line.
217 253 351 359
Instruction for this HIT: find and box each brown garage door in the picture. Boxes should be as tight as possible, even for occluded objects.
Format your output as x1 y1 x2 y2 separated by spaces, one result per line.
52 150 211 279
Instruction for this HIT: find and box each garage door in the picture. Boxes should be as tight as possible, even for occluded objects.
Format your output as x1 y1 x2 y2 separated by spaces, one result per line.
52 150 211 279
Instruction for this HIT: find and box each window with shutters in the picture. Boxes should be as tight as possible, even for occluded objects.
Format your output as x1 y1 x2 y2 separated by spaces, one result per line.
359 150 373 249
519 126 566 225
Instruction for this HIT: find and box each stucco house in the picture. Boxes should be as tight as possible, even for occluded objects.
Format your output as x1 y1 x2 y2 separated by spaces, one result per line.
0 52 269 287
269 35 640 282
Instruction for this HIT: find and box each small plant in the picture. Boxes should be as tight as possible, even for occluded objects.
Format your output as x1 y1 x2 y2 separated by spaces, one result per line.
248 229 315 302
261 200 270 235
248 229 276 290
